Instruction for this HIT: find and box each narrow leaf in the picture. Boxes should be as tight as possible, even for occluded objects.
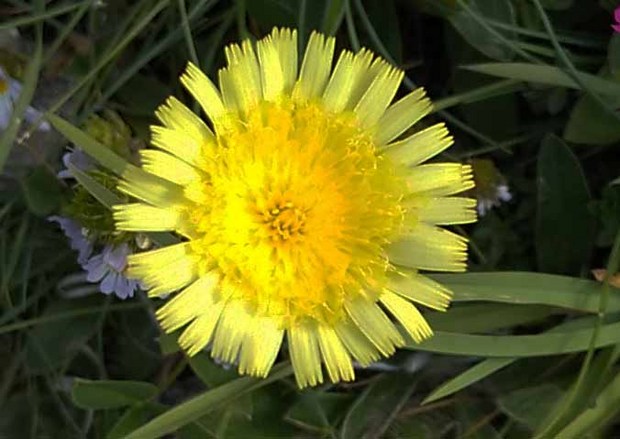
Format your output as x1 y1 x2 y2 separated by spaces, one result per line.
72 379 159 410
124 362 293 439
463 63 620 98
536 134 594 274
47 113 131 176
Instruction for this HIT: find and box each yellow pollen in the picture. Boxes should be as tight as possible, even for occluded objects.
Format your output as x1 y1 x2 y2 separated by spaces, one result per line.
0 78 7 94
261 202 307 243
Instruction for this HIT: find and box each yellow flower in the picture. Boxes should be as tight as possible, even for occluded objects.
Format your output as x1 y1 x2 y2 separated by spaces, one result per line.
113 28 476 388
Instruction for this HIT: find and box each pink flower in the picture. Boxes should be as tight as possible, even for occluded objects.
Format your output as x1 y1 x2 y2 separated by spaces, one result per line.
614 6 620 33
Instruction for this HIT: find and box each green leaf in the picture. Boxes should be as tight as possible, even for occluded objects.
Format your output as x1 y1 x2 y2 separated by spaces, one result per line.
24 297 102 373
106 402 209 439
286 391 351 433
463 63 620 98
536 134 594 274
423 316 619 404
592 186 620 246
456 404 502 439
426 303 553 334
423 358 513 404
555 369 620 438
107 309 161 380
0 2 83 29
432 272 620 313
67 162 121 209
71 379 159 410
497 384 564 430
341 373 416 439
0 393 75 438
608 34 620 79
450 0 517 61
189 352 240 388
409 317 620 357
47 113 131 176
320 0 345 35
564 94 620 145
361 0 402 63
123 362 293 439
20 166 63 216
106 404 154 439
246 0 327 31
540 0 574 9
158 331 181 355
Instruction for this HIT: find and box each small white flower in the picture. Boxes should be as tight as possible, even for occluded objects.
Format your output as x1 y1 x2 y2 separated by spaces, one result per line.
477 184 512 216
0 66 50 132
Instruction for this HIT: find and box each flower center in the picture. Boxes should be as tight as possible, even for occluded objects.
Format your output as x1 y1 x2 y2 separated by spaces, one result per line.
261 201 307 243
185 99 405 327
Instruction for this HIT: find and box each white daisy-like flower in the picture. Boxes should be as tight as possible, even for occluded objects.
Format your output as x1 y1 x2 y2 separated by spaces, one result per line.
0 66 50 132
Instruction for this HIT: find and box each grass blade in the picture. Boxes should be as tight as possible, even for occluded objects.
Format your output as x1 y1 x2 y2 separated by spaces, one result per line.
47 114 130 175
462 63 620 98
124 362 293 439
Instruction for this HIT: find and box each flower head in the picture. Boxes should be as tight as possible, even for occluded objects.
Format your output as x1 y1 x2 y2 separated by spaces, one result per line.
613 6 620 33
470 159 512 216
50 215 141 299
113 29 476 387
83 243 140 299
0 66 50 131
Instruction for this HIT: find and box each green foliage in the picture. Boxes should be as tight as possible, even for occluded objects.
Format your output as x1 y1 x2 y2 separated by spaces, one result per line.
536 134 594 274
71 379 159 409
2 0 620 437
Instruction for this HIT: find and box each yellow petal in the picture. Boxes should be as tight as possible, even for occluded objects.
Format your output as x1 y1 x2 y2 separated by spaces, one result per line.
257 35 285 101
224 40 262 113
156 272 219 332
387 271 453 311
178 301 225 356
322 50 356 112
411 196 477 225
155 96 213 142
345 298 403 356
288 324 323 388
354 64 403 127
239 317 284 377
211 300 250 363
406 163 474 197
380 291 432 343
347 53 385 108
334 318 381 366
293 31 335 100
383 123 453 166
113 203 180 232
388 224 468 272
218 67 238 112
375 88 432 146
317 325 354 383
150 126 203 167
140 149 202 186
127 243 197 296
119 165 185 208
180 61 225 124
272 28 298 93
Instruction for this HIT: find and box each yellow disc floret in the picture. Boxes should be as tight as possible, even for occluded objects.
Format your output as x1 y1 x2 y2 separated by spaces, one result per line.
185 99 405 328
